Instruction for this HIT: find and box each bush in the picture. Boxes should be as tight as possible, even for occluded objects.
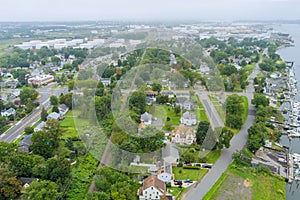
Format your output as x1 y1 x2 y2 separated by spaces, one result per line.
177 162 183 167
183 166 201 170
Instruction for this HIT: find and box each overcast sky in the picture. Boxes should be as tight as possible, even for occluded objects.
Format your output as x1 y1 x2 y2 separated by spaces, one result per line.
0 0 299 22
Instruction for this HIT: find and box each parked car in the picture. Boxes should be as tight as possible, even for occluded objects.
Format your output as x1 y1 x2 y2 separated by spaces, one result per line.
193 163 201 167
184 179 193 183
203 164 212 169
174 180 183 185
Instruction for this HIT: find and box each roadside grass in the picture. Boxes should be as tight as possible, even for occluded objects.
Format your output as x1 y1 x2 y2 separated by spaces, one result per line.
168 187 188 200
198 101 209 122
203 172 229 200
241 96 249 123
206 150 221 163
203 163 286 200
172 167 208 181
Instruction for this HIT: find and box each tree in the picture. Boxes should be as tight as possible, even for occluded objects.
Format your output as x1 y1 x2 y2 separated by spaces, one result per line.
19 87 38 104
30 131 54 159
156 94 169 104
50 95 59 106
226 114 243 129
95 82 104 96
0 116 7 132
225 94 244 116
174 105 181 115
0 168 22 200
128 91 146 114
24 126 34 134
151 83 162 92
84 192 110 200
59 93 73 108
52 106 59 113
40 158 71 185
251 93 269 108
41 106 48 121
23 180 62 200
196 121 210 145
217 127 234 149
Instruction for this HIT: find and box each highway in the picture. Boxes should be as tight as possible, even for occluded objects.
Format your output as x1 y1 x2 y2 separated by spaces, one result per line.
183 61 260 200
0 83 68 143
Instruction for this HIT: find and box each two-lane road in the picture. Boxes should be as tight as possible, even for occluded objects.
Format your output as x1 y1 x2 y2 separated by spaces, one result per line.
0 84 68 143
184 61 260 199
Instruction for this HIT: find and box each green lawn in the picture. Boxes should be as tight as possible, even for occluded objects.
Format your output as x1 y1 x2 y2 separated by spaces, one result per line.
60 110 90 139
150 104 181 129
203 164 286 200
167 187 187 200
198 101 209 122
241 96 249 123
172 167 208 181
206 150 221 163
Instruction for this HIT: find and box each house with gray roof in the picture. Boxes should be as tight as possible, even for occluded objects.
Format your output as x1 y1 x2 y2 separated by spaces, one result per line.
180 111 197 126
47 112 60 120
1 108 16 117
34 121 46 132
140 112 152 125
162 144 179 164
18 134 32 153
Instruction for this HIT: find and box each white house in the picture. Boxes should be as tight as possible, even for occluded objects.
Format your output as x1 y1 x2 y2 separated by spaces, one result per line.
140 112 152 125
58 104 69 116
172 125 196 145
34 121 46 132
1 108 16 117
100 78 111 86
180 111 197 126
183 99 194 110
161 90 175 98
138 175 167 200
157 162 173 183
47 112 60 120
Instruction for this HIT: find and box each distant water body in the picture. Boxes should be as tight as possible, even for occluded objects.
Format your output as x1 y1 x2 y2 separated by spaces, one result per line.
275 24 300 200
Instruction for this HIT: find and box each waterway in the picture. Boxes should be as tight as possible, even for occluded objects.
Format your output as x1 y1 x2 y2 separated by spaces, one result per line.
275 23 300 200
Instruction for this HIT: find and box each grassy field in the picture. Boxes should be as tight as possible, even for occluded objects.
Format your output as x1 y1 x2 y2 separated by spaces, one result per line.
172 167 208 181
198 101 209 122
203 164 286 200
206 150 221 163
60 111 78 139
241 96 249 123
150 104 181 129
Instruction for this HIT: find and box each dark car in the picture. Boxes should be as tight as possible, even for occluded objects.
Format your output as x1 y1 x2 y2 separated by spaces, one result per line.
184 179 193 183
174 180 183 185
203 164 212 169
193 163 201 167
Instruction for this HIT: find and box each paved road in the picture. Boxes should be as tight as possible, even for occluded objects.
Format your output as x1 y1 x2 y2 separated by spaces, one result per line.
195 85 224 129
183 61 261 200
0 84 67 143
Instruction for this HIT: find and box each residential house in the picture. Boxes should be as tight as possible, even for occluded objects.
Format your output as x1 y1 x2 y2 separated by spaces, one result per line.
47 112 60 120
157 162 173 183
138 175 168 200
58 104 69 116
1 108 16 117
161 90 175 98
175 97 188 108
18 134 32 153
140 112 152 125
145 90 158 98
183 99 194 110
171 125 196 145
100 78 111 86
162 143 180 164
34 121 46 132
180 111 197 126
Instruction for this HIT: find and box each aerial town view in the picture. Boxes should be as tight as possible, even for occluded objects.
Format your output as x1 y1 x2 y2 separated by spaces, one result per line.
0 0 300 200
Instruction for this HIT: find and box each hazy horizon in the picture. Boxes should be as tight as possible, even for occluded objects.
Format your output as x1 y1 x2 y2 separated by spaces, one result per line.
0 0 299 22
